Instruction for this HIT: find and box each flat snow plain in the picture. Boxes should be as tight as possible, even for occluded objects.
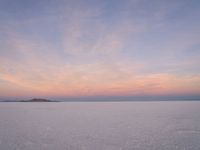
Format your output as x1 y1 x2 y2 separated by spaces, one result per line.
0 101 200 150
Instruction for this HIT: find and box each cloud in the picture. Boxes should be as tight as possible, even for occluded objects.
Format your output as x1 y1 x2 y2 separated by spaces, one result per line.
0 0 200 98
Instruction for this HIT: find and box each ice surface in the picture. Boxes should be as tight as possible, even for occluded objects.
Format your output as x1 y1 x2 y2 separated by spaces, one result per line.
0 101 200 150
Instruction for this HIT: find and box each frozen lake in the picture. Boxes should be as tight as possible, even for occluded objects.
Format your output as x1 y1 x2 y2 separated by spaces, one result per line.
0 101 200 150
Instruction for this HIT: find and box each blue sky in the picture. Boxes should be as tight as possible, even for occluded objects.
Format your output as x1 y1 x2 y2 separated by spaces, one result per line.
0 0 200 99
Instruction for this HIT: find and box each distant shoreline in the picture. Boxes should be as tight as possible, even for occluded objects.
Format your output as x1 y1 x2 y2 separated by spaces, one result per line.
0 99 200 102
0 98 58 102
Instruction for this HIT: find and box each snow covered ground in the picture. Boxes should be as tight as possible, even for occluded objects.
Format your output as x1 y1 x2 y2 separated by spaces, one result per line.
0 101 200 150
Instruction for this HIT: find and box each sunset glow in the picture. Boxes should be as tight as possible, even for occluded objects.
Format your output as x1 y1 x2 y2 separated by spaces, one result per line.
0 0 200 100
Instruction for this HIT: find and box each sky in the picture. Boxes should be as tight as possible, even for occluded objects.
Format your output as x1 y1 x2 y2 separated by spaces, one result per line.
0 0 200 100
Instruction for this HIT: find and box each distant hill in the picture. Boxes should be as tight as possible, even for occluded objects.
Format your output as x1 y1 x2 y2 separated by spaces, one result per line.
20 98 56 102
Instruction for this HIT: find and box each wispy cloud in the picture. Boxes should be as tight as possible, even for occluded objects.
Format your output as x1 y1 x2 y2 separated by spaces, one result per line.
0 0 200 98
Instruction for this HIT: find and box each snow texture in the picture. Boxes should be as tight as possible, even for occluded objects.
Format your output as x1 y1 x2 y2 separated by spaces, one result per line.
0 101 200 150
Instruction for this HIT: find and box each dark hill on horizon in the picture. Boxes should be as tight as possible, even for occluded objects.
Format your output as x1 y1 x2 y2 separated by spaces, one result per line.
20 98 56 102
